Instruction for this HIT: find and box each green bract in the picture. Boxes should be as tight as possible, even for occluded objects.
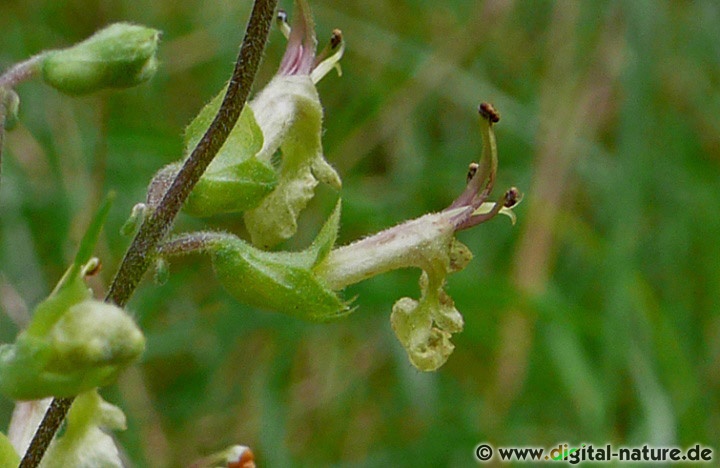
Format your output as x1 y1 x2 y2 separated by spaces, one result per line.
41 22 160 95
182 89 277 216
208 200 349 321
0 196 145 400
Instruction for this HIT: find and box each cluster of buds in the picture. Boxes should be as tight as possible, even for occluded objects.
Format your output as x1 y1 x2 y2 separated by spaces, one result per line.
0 197 145 400
0 21 161 467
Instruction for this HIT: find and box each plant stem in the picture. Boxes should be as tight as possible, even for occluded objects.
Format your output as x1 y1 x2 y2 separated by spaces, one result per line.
106 0 277 308
0 55 43 89
17 398 73 468
18 1 278 466
0 56 43 189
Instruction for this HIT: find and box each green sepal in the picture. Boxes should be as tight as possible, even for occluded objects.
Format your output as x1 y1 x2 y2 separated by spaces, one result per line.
210 200 349 321
185 158 277 217
298 198 342 267
0 432 19 467
41 22 160 96
182 88 277 217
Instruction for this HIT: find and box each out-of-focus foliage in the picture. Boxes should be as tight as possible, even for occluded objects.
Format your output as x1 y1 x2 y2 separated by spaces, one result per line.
1 0 718 466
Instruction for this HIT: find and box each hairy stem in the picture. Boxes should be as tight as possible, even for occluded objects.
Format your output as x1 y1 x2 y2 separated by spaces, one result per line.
158 231 228 257
18 1 278 465
0 55 43 89
106 0 277 307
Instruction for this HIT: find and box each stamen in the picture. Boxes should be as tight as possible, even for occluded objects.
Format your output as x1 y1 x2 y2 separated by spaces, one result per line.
330 29 343 49
466 162 479 184
448 103 499 210
311 29 345 83
479 102 500 123
503 186 521 208
456 188 520 230
276 10 291 39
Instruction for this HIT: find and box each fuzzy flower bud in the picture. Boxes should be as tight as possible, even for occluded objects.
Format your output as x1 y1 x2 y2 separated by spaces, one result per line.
0 300 145 400
0 195 145 399
41 22 160 95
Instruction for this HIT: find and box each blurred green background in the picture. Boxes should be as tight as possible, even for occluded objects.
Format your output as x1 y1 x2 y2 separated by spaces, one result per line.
1 0 719 466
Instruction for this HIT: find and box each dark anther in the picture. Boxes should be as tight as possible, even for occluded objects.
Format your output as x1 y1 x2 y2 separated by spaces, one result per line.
466 162 479 184
84 260 102 277
277 10 288 23
330 29 343 49
504 187 520 208
479 102 500 123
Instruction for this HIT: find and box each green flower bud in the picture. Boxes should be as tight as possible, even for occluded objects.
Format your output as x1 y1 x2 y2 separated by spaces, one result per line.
208 200 349 321
0 299 144 400
154 257 170 285
120 203 146 236
0 194 145 399
41 22 160 95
